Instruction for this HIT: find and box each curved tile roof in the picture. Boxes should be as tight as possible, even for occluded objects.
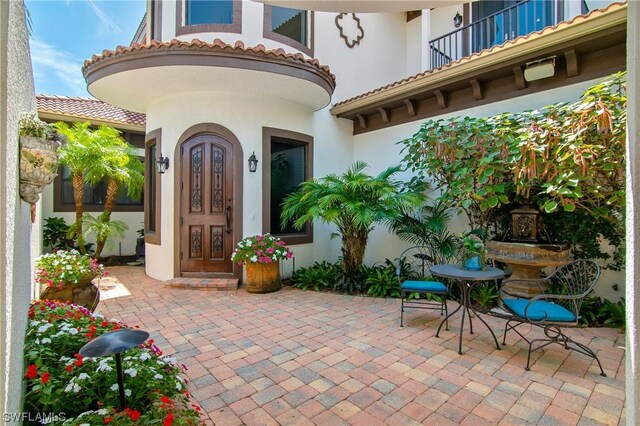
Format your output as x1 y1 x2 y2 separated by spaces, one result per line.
36 95 146 128
82 38 336 83
333 1 627 108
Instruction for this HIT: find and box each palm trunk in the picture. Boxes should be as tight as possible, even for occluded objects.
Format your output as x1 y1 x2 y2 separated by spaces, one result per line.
94 179 119 259
341 231 368 276
72 173 86 254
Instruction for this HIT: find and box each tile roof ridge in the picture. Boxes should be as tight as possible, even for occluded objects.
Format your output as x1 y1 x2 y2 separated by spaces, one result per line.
37 94 101 102
332 0 627 108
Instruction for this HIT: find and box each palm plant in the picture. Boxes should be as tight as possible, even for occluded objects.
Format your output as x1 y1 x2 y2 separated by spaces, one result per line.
55 122 99 254
55 123 144 258
390 201 458 265
281 161 425 276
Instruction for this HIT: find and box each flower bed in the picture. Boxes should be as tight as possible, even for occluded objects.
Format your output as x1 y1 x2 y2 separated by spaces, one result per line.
24 300 203 425
35 250 104 290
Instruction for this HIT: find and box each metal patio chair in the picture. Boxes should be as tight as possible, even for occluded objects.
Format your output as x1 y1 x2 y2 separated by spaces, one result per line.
398 246 449 328
500 259 606 376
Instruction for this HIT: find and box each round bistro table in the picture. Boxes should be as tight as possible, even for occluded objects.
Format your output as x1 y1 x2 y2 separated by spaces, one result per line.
430 264 505 355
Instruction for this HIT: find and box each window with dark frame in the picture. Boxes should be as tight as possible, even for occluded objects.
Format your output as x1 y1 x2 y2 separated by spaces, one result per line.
263 128 312 245
271 6 307 46
144 130 162 245
185 0 233 25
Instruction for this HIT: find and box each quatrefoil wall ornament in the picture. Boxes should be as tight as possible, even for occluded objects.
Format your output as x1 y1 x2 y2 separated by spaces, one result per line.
335 13 364 48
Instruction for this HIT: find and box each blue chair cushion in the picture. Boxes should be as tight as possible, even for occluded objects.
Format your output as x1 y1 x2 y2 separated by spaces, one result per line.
402 280 447 293
503 298 576 322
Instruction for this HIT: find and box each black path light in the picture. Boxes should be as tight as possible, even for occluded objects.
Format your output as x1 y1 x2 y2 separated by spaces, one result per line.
79 329 149 410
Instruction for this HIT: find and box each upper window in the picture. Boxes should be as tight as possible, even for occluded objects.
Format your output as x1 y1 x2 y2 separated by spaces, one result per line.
176 0 241 36
264 6 313 56
262 127 313 245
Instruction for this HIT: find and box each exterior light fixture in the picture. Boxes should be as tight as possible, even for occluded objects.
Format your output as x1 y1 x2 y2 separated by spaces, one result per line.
524 57 556 82
79 328 150 410
453 12 463 28
248 152 258 172
155 154 169 174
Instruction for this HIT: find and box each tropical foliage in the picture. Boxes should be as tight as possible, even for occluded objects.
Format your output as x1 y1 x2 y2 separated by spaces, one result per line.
55 122 144 258
281 161 425 275
399 72 627 255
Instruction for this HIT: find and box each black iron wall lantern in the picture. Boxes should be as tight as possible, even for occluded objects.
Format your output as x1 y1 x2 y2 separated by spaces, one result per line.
155 154 169 174
248 152 258 172
453 12 463 28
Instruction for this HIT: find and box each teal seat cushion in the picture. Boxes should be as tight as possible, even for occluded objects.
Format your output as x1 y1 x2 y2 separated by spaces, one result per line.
503 298 576 322
402 280 447 293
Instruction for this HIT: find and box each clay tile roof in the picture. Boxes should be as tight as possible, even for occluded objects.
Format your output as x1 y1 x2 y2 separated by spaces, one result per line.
36 95 146 128
82 38 335 83
332 1 627 108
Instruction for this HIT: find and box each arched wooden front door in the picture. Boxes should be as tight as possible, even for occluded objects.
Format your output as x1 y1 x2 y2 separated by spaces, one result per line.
180 134 234 274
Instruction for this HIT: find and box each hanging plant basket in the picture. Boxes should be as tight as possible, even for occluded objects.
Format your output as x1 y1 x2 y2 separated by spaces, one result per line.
19 136 59 204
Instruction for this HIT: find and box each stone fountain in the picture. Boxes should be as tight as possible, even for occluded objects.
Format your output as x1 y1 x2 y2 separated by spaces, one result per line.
486 205 572 298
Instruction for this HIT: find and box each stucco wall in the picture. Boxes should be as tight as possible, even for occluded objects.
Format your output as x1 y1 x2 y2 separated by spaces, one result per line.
39 184 144 257
0 0 37 419
145 91 353 281
625 0 639 422
351 78 625 301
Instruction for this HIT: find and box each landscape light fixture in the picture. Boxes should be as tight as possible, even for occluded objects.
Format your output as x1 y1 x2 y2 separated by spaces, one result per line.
524 57 556 82
79 328 150 410
248 152 258 172
453 12 463 27
155 154 169 174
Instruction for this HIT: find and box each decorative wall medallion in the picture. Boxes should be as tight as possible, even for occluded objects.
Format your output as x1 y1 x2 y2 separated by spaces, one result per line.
335 13 364 48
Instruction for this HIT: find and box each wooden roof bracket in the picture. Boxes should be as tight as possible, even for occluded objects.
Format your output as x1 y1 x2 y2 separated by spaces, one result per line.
378 107 390 123
513 65 527 90
404 99 416 116
355 113 367 129
469 79 483 100
564 49 579 77
434 90 446 109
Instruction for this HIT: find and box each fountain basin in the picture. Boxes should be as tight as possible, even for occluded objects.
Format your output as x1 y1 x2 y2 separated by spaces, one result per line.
486 240 572 298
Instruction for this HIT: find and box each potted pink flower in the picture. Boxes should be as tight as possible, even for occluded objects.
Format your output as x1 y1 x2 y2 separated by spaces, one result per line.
231 234 293 293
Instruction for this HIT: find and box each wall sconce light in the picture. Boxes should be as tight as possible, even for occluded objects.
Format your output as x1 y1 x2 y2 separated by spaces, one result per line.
248 152 258 173
155 154 169 174
453 12 463 28
524 57 556 82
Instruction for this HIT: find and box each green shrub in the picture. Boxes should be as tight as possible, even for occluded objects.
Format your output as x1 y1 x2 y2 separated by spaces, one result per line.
366 266 401 298
471 283 499 309
290 261 341 291
598 298 625 331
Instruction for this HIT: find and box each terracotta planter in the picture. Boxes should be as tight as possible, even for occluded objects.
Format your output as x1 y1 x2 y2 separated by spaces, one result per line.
245 261 281 293
19 136 59 204
40 274 100 312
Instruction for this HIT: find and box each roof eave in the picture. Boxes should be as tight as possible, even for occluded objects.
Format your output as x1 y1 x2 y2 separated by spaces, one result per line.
37 110 146 133
330 3 627 117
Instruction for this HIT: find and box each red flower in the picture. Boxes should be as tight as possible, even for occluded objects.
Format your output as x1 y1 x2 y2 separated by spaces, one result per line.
41 371 50 384
65 365 73 372
164 413 174 426
104 417 112 424
74 354 84 366
25 364 38 379
125 408 141 421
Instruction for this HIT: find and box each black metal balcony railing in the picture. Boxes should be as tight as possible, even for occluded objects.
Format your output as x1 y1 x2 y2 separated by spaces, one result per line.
429 0 562 69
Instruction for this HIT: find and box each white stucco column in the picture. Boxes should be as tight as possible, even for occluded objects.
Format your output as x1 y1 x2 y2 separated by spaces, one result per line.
626 1 639 424
421 9 431 71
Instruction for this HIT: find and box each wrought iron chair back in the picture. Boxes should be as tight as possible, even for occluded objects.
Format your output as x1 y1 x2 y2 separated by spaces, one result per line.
501 259 605 376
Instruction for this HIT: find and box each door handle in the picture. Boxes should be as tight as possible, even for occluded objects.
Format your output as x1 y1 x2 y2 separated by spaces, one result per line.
225 206 232 234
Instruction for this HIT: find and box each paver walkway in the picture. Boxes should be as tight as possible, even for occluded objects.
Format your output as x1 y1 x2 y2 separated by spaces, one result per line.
98 267 626 425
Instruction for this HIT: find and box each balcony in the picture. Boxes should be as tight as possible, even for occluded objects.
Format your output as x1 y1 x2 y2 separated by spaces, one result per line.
429 0 566 69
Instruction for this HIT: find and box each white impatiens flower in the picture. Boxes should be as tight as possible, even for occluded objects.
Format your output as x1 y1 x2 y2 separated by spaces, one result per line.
68 328 79 335
153 374 164 380
124 368 138 377
125 389 131 397
176 382 182 391
96 409 108 416
77 373 90 381
250 255 258 262
37 323 53 333
110 384 119 391
139 352 151 361
41 337 51 344
96 359 113 372
72 383 81 393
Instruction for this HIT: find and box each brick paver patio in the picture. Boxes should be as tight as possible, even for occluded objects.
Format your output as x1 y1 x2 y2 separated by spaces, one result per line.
99 266 625 425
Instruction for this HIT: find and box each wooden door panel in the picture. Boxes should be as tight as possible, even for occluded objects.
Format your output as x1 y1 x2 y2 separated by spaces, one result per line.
180 135 234 273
